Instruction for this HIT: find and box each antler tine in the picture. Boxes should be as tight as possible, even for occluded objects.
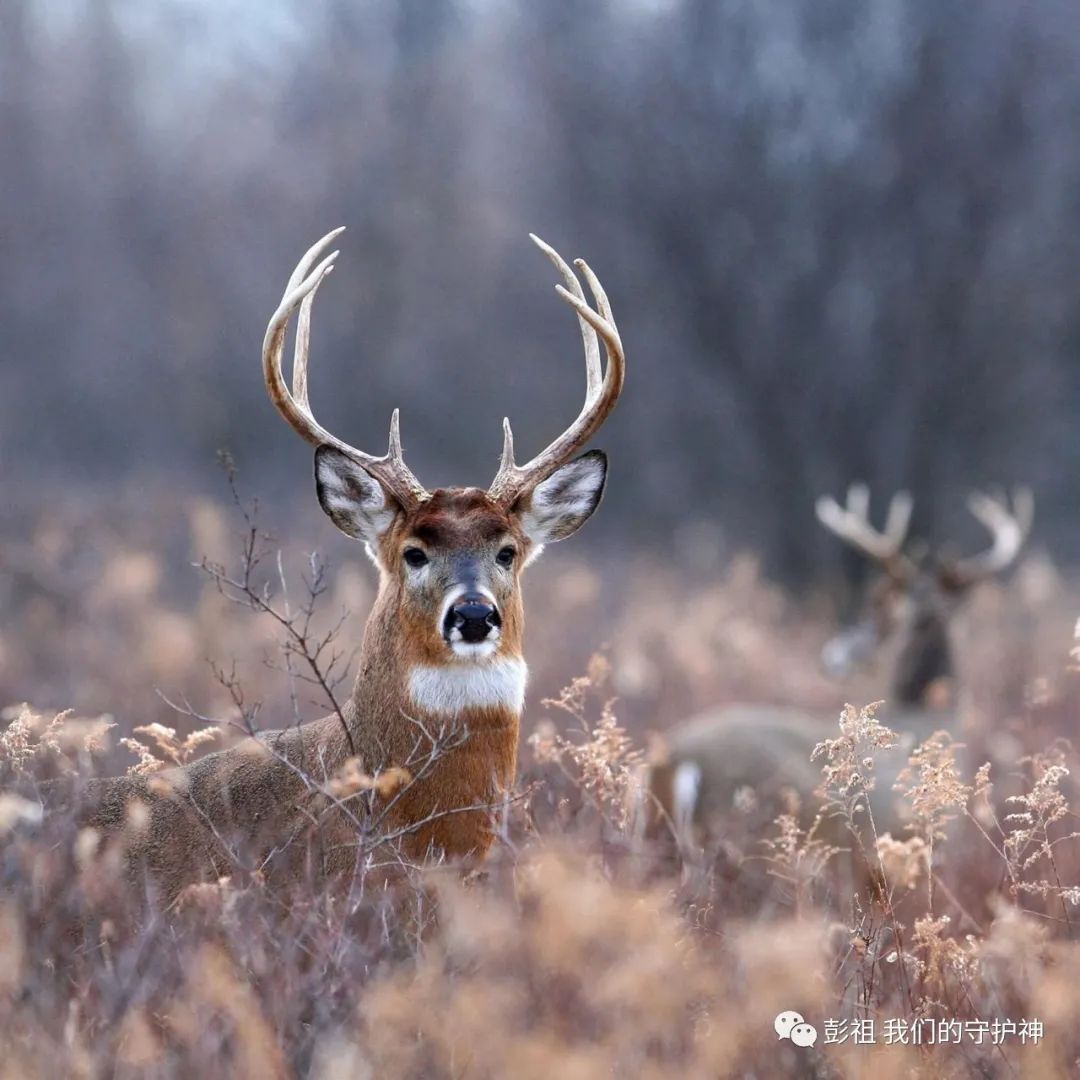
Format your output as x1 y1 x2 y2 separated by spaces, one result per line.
283 226 345 297
488 236 625 505
262 229 428 508
293 278 318 413
529 233 602 398
847 482 870 522
815 483 915 574
884 490 914 549
949 487 1034 583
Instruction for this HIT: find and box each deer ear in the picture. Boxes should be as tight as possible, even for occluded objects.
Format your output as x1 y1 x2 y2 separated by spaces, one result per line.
315 446 397 544
517 450 607 548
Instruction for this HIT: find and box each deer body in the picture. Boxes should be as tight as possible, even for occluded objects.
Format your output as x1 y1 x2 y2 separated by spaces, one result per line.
45 230 626 902
72 639 523 897
646 705 823 840
646 485 1032 855
649 702 958 854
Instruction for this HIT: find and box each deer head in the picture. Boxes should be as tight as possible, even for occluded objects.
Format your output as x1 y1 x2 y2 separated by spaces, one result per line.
816 484 1033 706
262 229 624 677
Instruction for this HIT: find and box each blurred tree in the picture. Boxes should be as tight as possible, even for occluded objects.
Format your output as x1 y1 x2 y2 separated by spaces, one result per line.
2 0 1079 587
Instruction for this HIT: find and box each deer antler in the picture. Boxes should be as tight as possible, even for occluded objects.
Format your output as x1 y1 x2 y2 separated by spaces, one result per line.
487 234 625 506
945 488 1034 586
262 228 429 508
816 483 915 577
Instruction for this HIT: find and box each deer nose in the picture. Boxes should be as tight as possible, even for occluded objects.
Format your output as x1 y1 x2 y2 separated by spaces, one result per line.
444 596 501 643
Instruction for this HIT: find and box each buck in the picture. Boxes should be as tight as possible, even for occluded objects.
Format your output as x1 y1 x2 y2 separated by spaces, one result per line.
49 228 625 901
645 484 1033 856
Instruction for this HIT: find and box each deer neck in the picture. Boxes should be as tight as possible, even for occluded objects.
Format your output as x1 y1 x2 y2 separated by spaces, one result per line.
334 574 525 860
345 574 527 774
891 606 954 709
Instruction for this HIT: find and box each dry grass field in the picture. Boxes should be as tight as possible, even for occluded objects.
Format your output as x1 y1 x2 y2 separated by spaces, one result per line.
2 484 1079 1078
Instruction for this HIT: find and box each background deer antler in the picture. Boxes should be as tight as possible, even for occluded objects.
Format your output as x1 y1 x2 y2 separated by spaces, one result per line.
943 487 1034 586
815 483 915 577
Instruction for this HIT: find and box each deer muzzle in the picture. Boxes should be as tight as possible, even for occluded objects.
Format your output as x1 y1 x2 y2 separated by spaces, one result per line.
444 595 502 644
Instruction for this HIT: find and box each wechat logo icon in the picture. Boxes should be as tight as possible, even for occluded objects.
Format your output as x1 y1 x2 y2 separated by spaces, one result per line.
775 1010 818 1048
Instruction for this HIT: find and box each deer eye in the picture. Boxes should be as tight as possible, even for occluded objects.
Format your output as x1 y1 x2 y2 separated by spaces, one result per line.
403 547 429 569
496 546 516 568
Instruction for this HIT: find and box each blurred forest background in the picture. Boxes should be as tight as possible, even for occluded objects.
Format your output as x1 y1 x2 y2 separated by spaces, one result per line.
5 0 1080 590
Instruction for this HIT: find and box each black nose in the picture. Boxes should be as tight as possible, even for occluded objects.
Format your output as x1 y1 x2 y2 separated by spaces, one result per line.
444 596 501 643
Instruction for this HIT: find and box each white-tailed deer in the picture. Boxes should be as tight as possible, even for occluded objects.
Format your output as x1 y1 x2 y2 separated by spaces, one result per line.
46 228 625 901
645 484 1033 857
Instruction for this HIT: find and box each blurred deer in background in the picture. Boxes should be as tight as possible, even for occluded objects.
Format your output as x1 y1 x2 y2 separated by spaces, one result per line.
815 484 1034 710
46 228 625 902
644 484 1033 861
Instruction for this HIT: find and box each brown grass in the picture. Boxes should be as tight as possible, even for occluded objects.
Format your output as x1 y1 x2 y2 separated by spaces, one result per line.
2 490 1079 1077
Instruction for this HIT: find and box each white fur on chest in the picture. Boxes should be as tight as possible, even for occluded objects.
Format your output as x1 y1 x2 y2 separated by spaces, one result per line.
408 658 528 717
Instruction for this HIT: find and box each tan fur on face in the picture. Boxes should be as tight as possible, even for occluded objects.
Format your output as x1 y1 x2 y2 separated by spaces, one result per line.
375 488 531 667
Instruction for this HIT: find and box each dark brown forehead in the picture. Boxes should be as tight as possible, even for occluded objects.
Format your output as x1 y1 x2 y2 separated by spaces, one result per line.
404 487 516 547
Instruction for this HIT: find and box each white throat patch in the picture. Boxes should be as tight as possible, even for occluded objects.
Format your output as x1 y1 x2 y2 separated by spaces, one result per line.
408 657 528 717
